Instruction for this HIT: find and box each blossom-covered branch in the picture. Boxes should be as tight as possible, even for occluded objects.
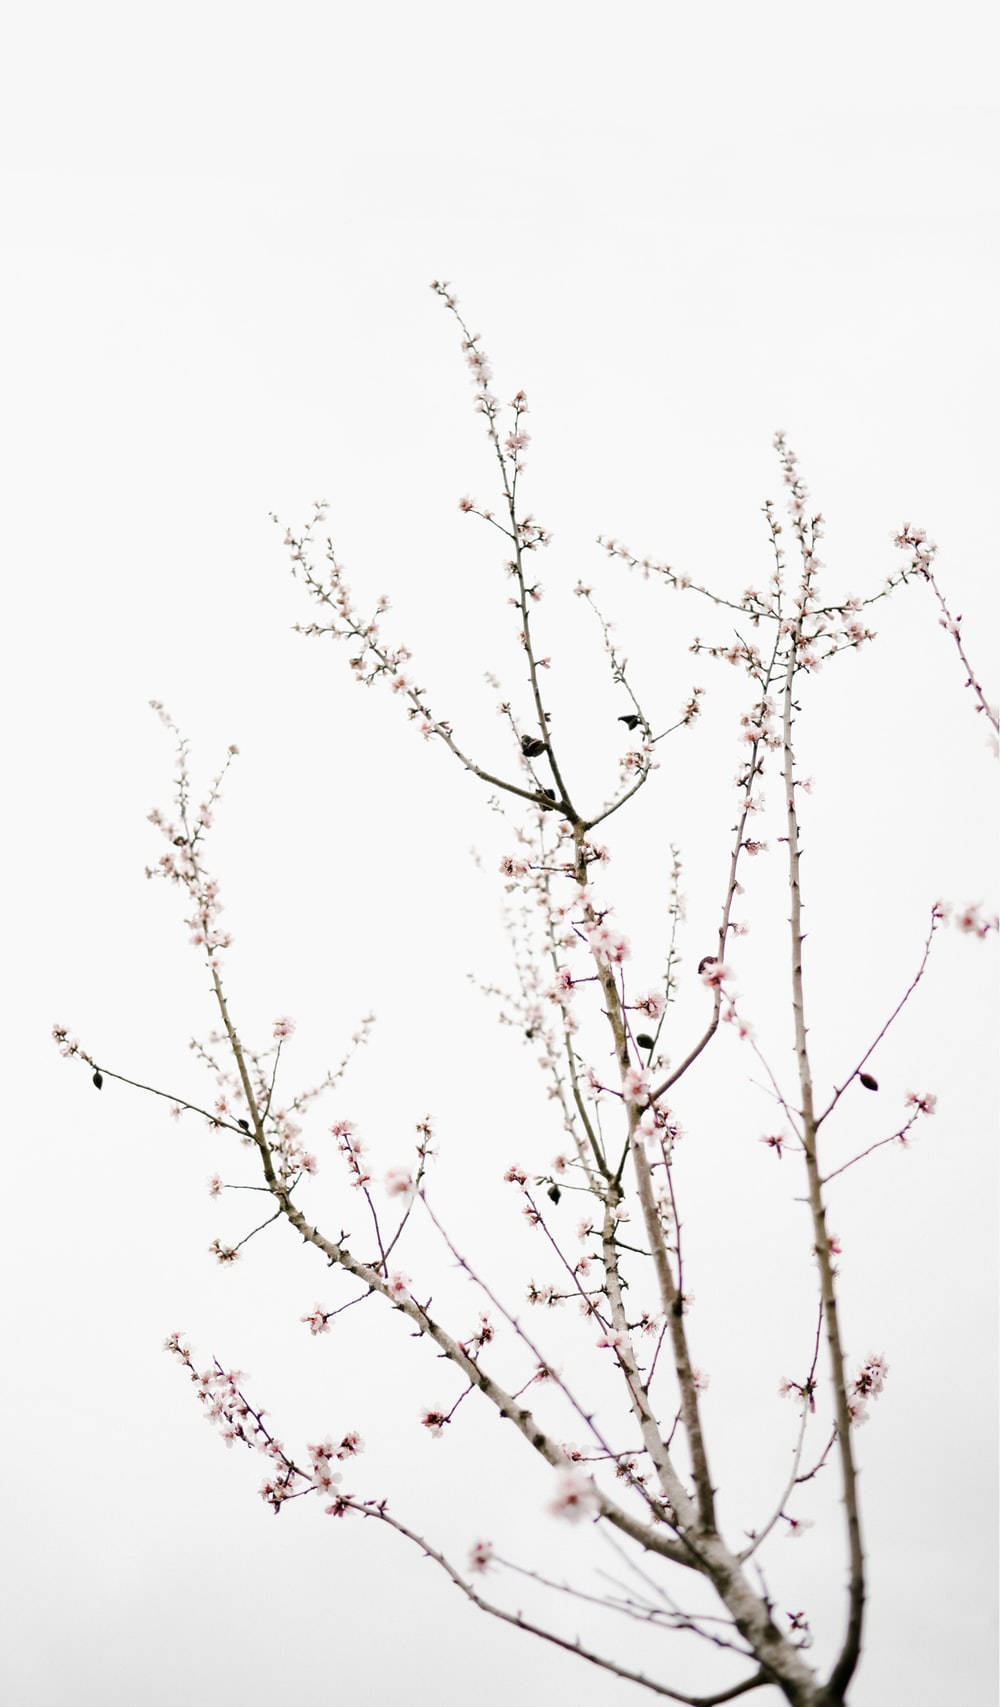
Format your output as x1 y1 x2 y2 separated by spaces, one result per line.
58 290 997 1707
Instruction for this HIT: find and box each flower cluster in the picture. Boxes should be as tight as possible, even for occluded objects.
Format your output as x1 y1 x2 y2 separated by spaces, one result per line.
951 902 999 939
459 1314 495 1358
893 523 937 576
282 507 458 754
779 1374 818 1413
144 708 242 968
904 1090 937 1116
585 918 630 967
165 1337 361 1517
699 958 732 989
332 1119 371 1188
848 1354 888 1425
52 1023 95 1068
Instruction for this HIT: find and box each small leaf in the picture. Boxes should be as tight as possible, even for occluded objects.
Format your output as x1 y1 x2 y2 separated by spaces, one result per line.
521 734 546 758
859 1072 879 1092
547 1184 561 1205
238 1118 250 1132
636 1032 655 1050
618 713 641 730
92 1069 104 1091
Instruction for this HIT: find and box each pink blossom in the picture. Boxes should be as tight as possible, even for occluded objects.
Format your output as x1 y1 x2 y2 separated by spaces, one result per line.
904 1090 938 1116
272 1016 296 1040
308 1449 343 1497
699 959 733 988
207 1174 223 1198
548 1468 597 1523
637 1108 658 1145
718 997 754 1040
586 921 630 966
421 1409 447 1436
954 903 998 939
469 1539 494 1573
386 1271 411 1301
622 1065 649 1104
779 1375 817 1412
853 1353 888 1400
301 1306 330 1336
634 990 664 1020
460 1314 495 1355
584 1067 606 1100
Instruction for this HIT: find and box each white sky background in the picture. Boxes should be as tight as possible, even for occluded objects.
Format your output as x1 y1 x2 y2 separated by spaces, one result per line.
3 3 998 1704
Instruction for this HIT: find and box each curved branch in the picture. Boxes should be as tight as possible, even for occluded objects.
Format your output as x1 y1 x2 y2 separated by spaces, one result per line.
349 1497 770 1707
816 910 940 1128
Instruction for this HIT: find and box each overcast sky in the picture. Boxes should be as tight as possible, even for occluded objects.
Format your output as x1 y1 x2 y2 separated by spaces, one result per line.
3 4 998 1705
